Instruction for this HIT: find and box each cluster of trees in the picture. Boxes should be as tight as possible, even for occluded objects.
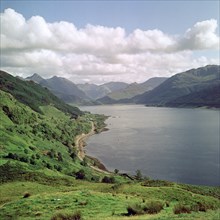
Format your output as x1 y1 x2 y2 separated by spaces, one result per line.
46 149 63 162
4 152 39 165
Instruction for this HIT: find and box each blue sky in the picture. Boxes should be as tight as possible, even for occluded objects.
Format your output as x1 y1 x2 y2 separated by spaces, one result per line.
0 0 219 84
1 1 219 34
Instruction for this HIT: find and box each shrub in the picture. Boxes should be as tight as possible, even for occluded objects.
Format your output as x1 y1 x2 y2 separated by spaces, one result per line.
127 204 144 216
75 169 85 180
57 152 63 162
51 211 82 220
174 203 191 214
114 169 119 174
127 200 164 216
144 200 164 214
102 176 115 183
46 163 52 169
29 158 36 165
23 192 31 198
191 201 214 212
135 169 142 180
70 152 77 160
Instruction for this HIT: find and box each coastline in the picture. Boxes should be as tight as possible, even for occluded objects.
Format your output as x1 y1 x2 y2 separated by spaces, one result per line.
74 121 95 161
74 121 110 174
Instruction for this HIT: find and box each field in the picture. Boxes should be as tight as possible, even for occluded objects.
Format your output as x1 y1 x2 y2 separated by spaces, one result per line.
0 173 219 220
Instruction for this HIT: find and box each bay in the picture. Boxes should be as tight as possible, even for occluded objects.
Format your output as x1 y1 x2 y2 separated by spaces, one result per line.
81 105 219 186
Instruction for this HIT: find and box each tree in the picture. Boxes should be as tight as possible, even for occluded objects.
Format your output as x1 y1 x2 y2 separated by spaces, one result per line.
70 152 77 161
135 169 143 180
114 169 119 174
57 152 63 162
102 176 115 183
75 169 86 179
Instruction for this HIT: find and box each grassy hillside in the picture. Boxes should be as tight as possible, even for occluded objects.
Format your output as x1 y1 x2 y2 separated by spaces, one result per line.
135 65 220 107
0 90 106 176
0 71 81 117
0 177 219 220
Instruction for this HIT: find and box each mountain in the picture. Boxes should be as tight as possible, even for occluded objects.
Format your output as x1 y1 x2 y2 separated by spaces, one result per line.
135 65 220 108
167 83 220 108
106 77 167 100
0 70 82 117
77 83 108 100
26 74 91 104
78 81 128 100
98 77 167 104
26 73 45 83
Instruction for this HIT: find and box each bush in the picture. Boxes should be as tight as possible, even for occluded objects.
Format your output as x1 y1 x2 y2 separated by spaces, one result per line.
173 203 191 214
102 176 115 183
135 169 142 180
23 192 31 198
127 204 144 216
191 201 214 212
144 200 164 214
75 169 85 180
127 200 164 216
57 152 63 162
51 211 82 220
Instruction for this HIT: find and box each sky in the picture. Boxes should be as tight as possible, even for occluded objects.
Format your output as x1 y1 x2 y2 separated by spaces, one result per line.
0 0 219 84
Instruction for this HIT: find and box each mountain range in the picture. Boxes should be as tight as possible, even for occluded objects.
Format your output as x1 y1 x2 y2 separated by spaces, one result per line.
22 64 220 108
26 73 91 104
26 74 129 104
98 77 167 103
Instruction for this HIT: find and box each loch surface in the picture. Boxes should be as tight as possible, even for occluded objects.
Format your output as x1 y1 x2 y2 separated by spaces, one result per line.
81 105 219 186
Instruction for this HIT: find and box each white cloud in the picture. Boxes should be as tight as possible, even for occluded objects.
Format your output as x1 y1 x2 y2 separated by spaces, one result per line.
0 8 219 84
177 19 220 50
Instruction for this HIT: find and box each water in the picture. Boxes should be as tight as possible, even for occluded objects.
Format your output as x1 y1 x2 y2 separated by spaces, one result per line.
81 105 220 186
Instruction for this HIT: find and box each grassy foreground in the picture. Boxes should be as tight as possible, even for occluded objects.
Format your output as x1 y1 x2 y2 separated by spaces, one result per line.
0 173 219 220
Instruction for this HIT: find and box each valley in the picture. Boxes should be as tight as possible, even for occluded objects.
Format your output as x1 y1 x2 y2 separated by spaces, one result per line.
0 69 219 219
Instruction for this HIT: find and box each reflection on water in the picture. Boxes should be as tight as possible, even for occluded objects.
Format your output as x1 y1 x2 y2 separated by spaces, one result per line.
81 105 220 186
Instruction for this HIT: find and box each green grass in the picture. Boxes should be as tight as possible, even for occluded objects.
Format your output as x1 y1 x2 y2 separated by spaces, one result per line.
0 179 219 220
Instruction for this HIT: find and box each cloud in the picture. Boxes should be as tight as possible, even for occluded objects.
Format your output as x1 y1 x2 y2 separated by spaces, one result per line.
177 19 220 50
0 8 219 84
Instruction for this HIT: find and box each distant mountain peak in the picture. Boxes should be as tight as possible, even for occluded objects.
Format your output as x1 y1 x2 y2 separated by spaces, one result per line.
26 73 44 83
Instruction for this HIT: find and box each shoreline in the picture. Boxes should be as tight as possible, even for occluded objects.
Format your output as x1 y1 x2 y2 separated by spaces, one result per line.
74 121 110 174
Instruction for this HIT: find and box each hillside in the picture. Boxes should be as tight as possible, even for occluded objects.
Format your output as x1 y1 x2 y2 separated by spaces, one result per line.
0 71 81 117
167 83 220 108
26 74 91 104
98 77 167 104
135 65 220 107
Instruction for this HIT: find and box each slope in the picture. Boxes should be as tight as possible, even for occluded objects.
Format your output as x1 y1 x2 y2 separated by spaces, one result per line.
135 65 220 107
167 83 220 108
0 71 81 117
